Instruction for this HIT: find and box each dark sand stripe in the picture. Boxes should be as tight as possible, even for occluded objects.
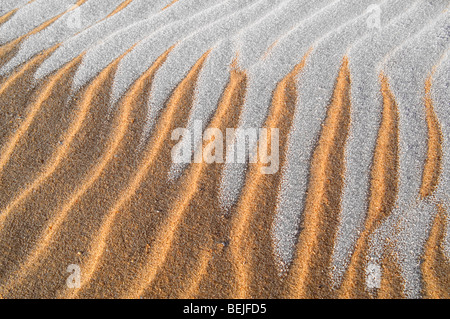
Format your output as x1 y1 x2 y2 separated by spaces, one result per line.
286 57 351 299
0 54 83 217
338 73 400 298
119 51 213 299
51 48 173 299
162 0 179 11
378 240 405 299
0 50 80 211
65 51 210 298
146 62 248 299
230 54 308 299
107 0 135 18
0 44 60 155
0 0 87 60
0 48 166 294
422 205 450 299
420 75 443 199
0 56 83 295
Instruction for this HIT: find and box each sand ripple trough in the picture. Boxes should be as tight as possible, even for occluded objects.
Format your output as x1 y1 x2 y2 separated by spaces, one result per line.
0 0 448 298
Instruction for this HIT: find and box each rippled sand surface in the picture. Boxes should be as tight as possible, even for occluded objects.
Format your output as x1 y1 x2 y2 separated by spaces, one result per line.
0 0 448 298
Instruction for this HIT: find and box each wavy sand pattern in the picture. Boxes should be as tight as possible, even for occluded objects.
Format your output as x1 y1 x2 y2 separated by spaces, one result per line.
0 0 449 299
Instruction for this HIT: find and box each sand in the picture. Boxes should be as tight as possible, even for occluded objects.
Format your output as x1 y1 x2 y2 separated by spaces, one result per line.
0 0 449 299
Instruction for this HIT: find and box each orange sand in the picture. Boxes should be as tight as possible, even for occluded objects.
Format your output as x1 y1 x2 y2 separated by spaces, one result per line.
0 13 448 297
